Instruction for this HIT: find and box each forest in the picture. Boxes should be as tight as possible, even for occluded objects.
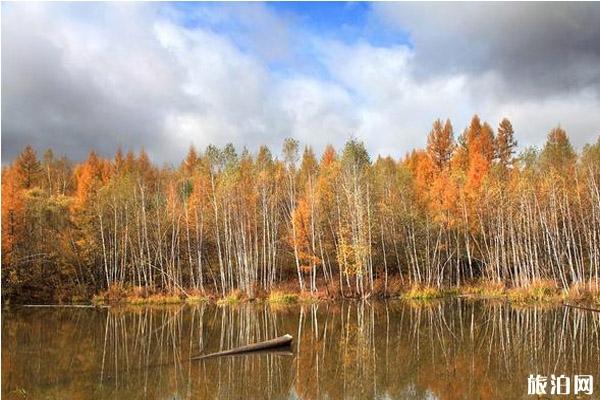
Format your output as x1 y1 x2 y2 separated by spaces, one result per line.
2 115 600 303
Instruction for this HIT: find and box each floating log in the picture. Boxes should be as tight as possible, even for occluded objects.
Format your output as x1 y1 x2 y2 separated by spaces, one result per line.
191 334 293 360
218 347 294 358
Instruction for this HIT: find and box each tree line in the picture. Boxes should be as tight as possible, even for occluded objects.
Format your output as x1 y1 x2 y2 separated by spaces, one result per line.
2 115 599 301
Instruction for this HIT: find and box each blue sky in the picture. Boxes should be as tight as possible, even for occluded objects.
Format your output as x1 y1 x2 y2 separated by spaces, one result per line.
269 2 411 47
172 2 410 47
2 2 599 163
164 2 412 82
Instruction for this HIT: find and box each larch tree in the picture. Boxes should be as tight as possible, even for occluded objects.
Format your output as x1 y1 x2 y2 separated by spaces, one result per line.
315 145 340 295
3 118 600 303
495 118 517 169
427 118 455 171
1 167 26 270
14 145 42 189
540 126 576 173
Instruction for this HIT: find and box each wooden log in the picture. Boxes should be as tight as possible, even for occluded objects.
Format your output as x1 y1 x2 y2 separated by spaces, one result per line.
191 334 293 360
217 347 294 358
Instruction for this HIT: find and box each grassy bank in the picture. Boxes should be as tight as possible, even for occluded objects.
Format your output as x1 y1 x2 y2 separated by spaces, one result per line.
91 285 210 306
88 279 600 307
90 285 325 306
459 279 600 305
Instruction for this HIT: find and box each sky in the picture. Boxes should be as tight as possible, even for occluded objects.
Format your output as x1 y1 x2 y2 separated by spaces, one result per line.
2 2 600 164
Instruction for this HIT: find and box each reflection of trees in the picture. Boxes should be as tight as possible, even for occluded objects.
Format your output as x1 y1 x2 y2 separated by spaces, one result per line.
2 305 297 400
293 300 600 400
98 304 297 399
3 301 600 399
2 307 109 399
479 303 600 398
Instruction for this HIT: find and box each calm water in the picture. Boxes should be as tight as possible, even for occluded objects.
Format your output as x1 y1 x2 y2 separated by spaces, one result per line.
2 300 600 399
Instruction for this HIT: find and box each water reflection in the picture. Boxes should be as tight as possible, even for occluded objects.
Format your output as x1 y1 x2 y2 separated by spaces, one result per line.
2 300 600 399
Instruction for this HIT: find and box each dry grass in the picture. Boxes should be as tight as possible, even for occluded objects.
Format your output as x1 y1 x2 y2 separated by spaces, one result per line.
217 289 244 306
185 295 209 303
268 291 299 304
184 288 210 303
372 276 405 298
561 282 600 304
91 283 128 304
298 292 321 304
507 280 560 303
403 284 446 300
126 294 182 305
461 279 506 298
89 277 600 307
92 285 185 305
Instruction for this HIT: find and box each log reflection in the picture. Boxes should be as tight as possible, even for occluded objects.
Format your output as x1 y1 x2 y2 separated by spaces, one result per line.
2 301 600 399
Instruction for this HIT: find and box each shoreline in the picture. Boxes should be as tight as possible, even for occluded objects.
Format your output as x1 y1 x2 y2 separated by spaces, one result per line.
8 280 599 308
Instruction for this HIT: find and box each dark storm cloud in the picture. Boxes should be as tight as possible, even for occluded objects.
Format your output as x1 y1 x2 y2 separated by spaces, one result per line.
1 3 190 163
0 3 359 164
1 32 166 162
1 2 599 165
375 2 600 99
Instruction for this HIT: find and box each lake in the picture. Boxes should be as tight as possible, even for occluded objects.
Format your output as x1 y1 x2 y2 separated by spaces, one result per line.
2 300 599 399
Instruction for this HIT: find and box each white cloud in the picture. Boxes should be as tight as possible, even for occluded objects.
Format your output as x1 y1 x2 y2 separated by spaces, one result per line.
313 37 600 156
480 89 600 150
2 2 599 165
275 76 358 148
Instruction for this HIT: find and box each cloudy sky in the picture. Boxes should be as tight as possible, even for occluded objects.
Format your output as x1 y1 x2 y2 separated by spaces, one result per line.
2 2 600 163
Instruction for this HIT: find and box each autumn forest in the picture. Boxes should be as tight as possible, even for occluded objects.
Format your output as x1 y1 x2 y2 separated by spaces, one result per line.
2 115 600 303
